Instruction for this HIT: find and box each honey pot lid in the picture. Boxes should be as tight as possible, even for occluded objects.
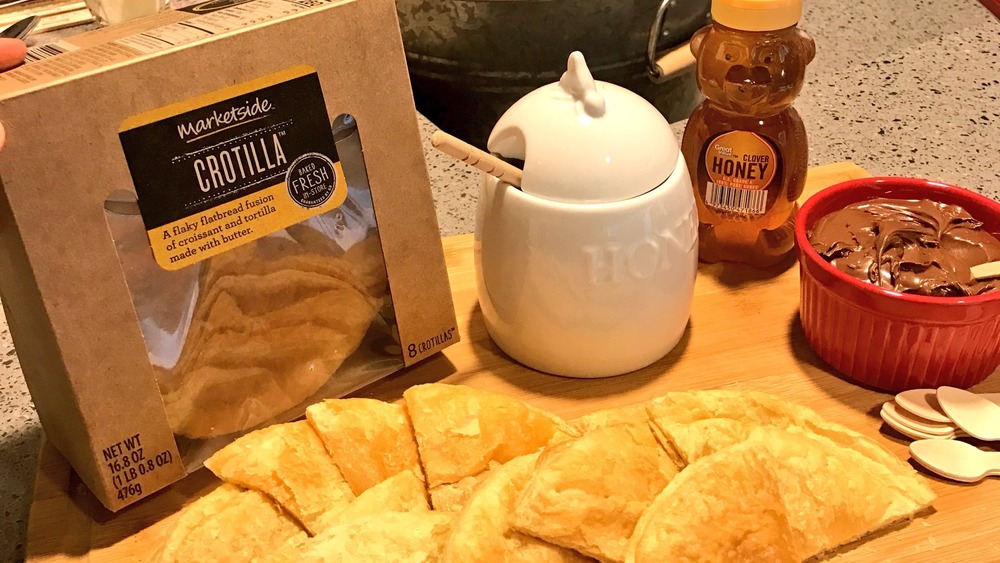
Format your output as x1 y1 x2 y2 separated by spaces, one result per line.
486 51 678 204
711 0 802 32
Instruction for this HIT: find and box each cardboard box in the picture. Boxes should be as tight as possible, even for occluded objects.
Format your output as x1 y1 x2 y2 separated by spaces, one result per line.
0 0 457 510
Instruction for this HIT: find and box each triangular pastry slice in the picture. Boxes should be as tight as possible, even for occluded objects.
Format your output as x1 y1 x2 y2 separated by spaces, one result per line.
265 470 431 563
626 427 935 563
795 416 932 501
158 484 244 562
512 423 678 563
753 427 933 553
645 390 812 464
570 403 650 434
261 532 310 563
158 485 302 563
306 398 424 495
403 384 577 489
443 453 593 563
315 469 429 531
429 462 502 512
295 511 455 562
204 420 355 535
646 390 934 503
648 391 896 463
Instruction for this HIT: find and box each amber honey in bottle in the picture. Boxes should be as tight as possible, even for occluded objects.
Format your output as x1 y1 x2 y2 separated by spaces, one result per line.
682 0 815 267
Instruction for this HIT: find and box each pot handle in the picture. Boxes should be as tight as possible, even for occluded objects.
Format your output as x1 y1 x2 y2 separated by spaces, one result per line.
646 0 697 83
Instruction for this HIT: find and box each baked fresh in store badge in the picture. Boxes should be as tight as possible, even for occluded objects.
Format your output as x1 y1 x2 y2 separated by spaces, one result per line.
119 65 347 270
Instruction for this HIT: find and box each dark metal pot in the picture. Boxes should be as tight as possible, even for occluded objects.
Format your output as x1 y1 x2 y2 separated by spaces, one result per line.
396 0 711 148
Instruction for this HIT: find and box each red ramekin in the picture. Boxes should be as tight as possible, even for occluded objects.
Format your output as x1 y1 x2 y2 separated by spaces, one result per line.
795 177 1000 392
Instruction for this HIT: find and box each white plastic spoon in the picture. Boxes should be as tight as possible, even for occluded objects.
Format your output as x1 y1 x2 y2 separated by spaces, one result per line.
895 389 952 423
895 389 1000 425
910 439 1000 483
881 402 955 436
937 386 1000 441
880 404 956 441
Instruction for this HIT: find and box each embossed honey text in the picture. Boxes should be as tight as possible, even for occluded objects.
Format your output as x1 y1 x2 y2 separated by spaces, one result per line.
584 231 677 285
582 211 697 285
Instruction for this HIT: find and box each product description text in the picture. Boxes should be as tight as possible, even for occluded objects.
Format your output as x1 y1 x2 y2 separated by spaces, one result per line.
159 191 277 267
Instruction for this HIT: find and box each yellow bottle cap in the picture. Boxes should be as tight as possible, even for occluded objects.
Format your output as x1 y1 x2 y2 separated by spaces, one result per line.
711 0 802 32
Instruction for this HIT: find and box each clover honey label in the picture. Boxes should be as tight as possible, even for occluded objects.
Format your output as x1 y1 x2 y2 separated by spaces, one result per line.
702 131 778 215
119 65 346 270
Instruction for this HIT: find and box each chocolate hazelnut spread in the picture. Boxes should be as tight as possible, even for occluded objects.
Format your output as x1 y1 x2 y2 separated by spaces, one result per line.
809 198 1000 296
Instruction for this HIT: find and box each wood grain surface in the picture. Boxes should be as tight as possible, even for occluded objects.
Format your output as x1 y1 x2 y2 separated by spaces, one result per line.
25 162 1000 562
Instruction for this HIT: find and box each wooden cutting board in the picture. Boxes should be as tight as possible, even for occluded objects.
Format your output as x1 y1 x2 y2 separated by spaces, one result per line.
25 162 1000 562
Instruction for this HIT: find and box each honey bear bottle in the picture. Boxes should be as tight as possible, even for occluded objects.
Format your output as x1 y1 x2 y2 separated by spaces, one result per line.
681 0 815 267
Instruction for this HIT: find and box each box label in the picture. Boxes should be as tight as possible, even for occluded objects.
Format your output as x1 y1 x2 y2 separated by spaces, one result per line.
119 65 345 270
98 432 178 503
13 0 336 80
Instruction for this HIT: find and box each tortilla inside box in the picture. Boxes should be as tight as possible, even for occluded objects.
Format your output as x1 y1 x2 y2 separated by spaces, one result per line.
0 0 457 511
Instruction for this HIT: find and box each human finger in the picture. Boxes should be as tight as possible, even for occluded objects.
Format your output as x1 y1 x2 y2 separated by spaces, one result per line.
0 38 27 71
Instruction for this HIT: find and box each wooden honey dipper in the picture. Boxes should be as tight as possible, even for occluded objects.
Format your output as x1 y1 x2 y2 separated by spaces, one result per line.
431 130 523 188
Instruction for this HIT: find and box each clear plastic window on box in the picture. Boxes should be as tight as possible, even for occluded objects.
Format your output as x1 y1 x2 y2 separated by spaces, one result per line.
104 115 404 468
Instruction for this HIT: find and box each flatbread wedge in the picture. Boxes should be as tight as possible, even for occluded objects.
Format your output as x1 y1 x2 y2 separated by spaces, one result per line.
626 427 935 563
158 483 244 563
403 383 577 488
316 469 429 531
295 511 455 562
443 453 593 563
645 390 934 504
513 423 678 563
204 420 355 535
646 390 812 464
429 462 501 512
306 397 424 495
570 403 650 434
267 470 431 563
158 486 302 563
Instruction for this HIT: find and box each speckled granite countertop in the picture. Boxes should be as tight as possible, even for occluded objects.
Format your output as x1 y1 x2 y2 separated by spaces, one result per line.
2 1 998 561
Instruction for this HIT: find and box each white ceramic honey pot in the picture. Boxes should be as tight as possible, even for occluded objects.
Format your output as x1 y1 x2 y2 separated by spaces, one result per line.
475 51 698 378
